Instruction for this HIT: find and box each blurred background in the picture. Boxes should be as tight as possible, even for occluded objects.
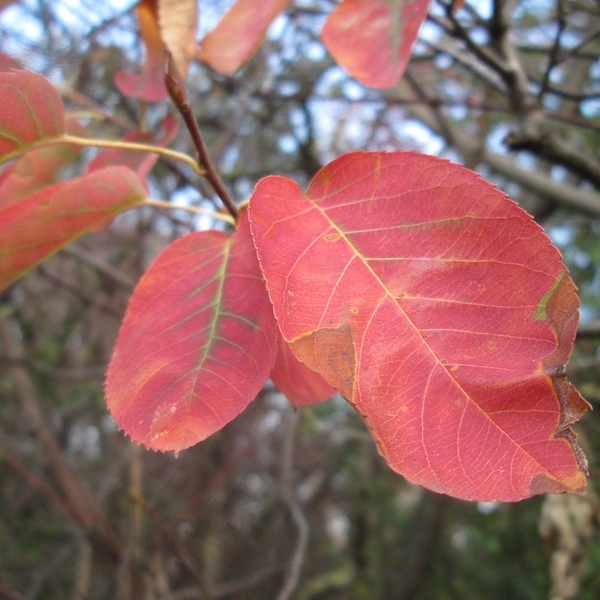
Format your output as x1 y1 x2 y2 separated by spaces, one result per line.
1 1 600 598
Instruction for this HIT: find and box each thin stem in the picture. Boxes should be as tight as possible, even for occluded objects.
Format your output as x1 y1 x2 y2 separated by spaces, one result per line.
62 134 204 175
144 198 235 226
165 54 239 222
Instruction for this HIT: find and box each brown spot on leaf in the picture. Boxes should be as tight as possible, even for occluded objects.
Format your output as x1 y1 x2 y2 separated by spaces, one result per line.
290 323 355 396
553 377 590 430
323 232 342 242
530 470 587 496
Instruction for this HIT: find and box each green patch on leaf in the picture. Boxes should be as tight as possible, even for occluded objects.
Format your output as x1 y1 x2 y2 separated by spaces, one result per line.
534 271 566 321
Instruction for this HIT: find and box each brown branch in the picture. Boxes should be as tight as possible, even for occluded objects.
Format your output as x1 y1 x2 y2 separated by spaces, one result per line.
485 1 600 187
537 0 568 99
421 35 506 94
482 152 600 215
428 2 600 189
546 110 600 134
384 80 600 215
431 10 508 76
165 54 238 222
403 69 467 162
504 126 600 188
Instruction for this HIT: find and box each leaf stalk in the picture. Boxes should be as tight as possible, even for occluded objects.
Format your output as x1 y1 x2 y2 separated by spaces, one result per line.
165 54 239 222
62 134 204 175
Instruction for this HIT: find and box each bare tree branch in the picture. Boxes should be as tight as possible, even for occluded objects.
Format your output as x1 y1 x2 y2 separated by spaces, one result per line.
276 409 309 600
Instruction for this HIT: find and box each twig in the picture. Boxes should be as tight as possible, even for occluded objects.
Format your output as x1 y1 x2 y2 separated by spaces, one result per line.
537 0 567 99
165 54 239 222
276 409 309 600
145 199 235 226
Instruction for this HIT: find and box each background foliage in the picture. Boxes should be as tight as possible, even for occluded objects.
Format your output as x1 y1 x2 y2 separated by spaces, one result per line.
1 1 600 599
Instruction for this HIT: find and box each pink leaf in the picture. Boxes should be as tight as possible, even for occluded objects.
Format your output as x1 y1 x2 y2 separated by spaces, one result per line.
0 166 147 291
321 0 430 88
198 0 290 75
249 150 589 501
0 118 84 207
0 70 64 162
116 0 168 101
105 209 278 452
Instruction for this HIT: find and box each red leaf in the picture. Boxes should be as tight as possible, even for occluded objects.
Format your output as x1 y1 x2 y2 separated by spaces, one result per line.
0 70 65 162
271 335 335 407
321 0 430 88
116 0 168 101
198 0 290 75
105 209 278 452
0 166 146 292
249 150 589 501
